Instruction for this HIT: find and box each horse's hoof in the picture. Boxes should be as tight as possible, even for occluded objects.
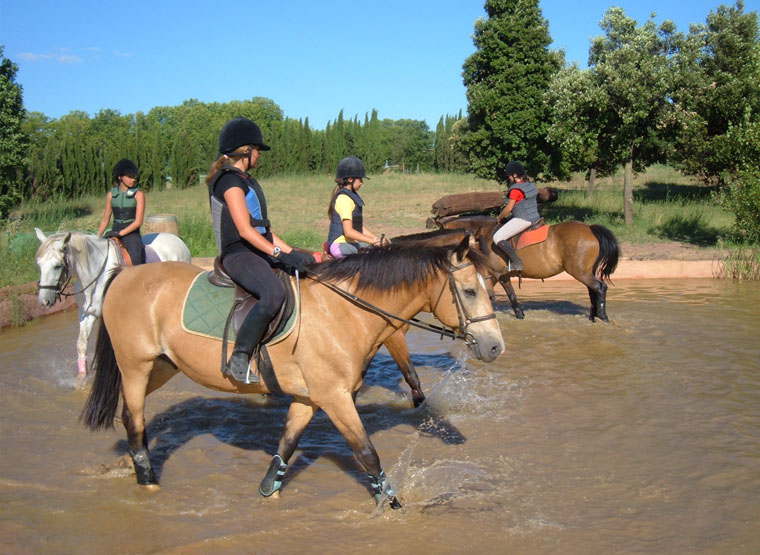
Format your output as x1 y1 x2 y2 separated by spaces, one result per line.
515 310 525 320
389 496 402 510
412 391 426 408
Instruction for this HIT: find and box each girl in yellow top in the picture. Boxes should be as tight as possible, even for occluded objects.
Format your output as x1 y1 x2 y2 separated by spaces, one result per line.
326 156 387 258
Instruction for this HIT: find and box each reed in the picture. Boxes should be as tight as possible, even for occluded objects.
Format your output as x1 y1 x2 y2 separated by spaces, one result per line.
715 247 760 280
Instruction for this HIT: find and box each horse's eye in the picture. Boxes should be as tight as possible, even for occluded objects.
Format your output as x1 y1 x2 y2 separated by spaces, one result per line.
54 265 62 271
464 288 477 298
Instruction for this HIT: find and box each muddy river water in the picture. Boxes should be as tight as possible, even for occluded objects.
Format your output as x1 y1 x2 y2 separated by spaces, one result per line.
1 278 758 554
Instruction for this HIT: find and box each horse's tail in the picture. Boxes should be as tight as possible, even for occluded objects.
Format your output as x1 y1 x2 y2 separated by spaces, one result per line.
590 225 619 283
80 268 123 431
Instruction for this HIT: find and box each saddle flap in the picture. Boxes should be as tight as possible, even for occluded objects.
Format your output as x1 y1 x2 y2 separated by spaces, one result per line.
515 224 549 250
232 270 295 343
110 237 132 266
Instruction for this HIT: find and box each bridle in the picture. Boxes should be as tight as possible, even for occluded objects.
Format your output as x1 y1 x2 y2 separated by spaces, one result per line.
304 259 496 344
37 241 111 302
439 261 498 346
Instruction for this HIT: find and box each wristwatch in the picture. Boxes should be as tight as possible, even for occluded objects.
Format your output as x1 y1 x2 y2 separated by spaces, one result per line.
272 246 281 258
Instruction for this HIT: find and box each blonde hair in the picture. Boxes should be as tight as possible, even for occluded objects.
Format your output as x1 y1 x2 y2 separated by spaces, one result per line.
205 145 251 186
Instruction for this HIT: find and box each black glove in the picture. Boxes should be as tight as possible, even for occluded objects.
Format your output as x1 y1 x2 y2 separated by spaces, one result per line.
278 250 315 274
103 230 120 239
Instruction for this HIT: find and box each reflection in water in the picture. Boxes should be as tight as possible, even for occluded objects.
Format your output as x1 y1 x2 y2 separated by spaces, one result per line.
0 279 759 553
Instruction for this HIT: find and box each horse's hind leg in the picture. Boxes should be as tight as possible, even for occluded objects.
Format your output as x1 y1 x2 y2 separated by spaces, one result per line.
586 279 609 322
260 398 318 497
499 275 525 319
385 330 425 407
321 394 401 509
120 363 161 488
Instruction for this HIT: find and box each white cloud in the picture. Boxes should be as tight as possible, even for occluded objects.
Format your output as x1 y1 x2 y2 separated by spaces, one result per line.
17 51 84 64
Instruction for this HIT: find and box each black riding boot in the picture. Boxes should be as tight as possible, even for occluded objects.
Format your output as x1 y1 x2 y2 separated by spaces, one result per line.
495 240 523 273
224 304 272 383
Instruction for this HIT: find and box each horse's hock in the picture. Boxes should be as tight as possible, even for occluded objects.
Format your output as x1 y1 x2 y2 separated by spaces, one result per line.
144 214 179 236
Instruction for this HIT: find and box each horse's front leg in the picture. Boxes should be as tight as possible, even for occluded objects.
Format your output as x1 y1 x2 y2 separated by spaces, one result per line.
321 393 401 509
384 329 425 407
259 398 318 498
76 312 98 380
498 275 524 319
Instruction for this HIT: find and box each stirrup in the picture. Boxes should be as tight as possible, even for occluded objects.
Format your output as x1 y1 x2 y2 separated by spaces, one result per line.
224 351 260 384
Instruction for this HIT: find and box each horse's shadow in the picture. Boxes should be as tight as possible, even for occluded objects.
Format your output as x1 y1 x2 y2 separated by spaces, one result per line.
493 298 589 317
111 367 467 492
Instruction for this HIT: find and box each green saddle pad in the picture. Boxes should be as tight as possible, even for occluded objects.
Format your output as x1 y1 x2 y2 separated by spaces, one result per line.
181 272 297 343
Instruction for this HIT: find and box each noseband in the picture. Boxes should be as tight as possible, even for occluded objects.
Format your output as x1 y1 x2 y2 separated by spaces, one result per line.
444 261 498 346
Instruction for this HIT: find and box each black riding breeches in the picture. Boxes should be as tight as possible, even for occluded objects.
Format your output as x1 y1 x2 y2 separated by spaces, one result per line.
222 250 285 318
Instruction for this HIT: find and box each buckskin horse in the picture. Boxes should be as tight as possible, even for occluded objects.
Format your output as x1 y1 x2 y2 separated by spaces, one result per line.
81 238 504 508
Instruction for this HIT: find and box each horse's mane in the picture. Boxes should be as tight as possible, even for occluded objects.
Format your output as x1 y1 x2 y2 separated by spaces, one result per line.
390 228 467 244
312 242 490 293
35 231 103 267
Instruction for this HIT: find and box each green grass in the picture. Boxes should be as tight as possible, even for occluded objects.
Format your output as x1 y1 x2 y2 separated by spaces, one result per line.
3 166 750 288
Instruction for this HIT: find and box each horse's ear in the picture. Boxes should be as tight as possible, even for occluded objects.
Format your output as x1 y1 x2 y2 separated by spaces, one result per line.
454 234 470 263
63 232 72 245
34 227 46 243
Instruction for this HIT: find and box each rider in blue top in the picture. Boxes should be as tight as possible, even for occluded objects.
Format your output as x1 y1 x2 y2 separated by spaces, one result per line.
207 117 315 382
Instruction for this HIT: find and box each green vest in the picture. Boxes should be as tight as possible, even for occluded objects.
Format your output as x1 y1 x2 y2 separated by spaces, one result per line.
111 186 139 231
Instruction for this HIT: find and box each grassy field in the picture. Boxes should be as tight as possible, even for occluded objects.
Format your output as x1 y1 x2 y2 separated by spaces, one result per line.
1 165 748 288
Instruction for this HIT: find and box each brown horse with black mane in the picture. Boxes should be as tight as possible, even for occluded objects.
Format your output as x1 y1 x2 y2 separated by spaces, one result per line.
435 215 619 322
81 238 504 508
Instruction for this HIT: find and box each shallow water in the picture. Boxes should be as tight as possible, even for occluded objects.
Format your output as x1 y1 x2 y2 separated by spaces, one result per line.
1 279 759 554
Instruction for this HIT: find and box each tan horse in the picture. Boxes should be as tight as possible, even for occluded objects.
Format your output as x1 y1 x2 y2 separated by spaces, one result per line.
387 223 618 406
81 238 504 508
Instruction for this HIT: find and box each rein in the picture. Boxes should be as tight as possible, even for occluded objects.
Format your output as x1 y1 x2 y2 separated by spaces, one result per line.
303 261 496 343
37 241 111 301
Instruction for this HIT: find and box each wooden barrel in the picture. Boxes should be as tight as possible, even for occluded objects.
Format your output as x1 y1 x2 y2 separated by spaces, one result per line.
143 214 179 236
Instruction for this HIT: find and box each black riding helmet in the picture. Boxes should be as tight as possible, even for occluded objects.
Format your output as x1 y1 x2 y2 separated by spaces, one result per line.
505 161 526 178
218 117 271 155
335 156 368 183
112 158 138 181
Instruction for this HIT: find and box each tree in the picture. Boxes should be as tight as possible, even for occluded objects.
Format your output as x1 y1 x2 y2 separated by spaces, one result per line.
671 1 760 185
587 8 682 225
461 0 562 182
0 46 27 219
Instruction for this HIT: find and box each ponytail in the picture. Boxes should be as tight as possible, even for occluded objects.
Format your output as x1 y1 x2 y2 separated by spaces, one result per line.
327 184 342 219
205 146 251 187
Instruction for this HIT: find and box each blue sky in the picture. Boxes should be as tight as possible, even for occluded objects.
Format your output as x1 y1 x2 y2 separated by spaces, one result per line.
2 0 757 129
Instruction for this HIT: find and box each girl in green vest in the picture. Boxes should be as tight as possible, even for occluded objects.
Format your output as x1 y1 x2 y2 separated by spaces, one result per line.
97 158 146 265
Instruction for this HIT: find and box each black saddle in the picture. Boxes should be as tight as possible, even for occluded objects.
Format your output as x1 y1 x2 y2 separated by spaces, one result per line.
206 256 295 344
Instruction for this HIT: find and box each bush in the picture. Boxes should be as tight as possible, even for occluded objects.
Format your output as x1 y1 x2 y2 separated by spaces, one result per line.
717 167 760 243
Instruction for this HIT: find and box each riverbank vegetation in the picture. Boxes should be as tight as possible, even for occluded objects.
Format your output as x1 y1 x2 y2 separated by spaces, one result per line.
4 165 756 289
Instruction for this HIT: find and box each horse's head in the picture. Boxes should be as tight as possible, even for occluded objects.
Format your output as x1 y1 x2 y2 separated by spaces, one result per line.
35 228 72 307
428 236 505 363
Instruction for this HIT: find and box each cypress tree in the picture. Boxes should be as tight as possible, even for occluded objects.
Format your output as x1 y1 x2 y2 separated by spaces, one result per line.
461 0 562 181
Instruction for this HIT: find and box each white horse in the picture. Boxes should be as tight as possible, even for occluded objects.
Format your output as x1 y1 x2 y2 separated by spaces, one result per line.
34 228 192 381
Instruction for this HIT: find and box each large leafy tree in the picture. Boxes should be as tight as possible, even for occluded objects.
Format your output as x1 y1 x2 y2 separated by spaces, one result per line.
587 8 682 226
461 0 562 182
0 46 28 219
671 1 760 185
